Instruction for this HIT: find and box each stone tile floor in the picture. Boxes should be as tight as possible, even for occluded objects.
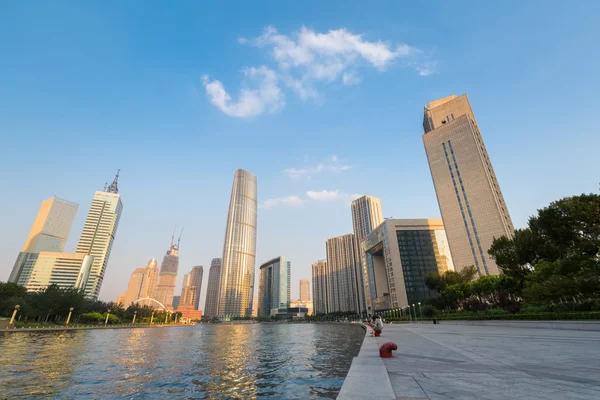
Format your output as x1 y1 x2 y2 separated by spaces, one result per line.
374 324 600 399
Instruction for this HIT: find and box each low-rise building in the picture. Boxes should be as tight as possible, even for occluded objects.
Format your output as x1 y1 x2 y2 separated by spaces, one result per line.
361 219 454 312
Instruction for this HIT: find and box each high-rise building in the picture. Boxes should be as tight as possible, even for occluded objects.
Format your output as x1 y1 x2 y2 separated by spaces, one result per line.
9 196 79 284
154 236 181 310
326 234 359 313
361 219 454 311
180 265 203 310
218 169 257 318
118 258 159 307
172 295 181 309
21 197 79 254
257 256 291 317
311 260 329 314
204 258 221 319
423 94 514 275
351 195 383 314
75 171 123 299
299 279 310 302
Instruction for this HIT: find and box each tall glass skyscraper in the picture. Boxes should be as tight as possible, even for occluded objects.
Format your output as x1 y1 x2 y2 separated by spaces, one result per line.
204 258 222 319
75 172 123 299
218 169 257 318
154 240 180 310
423 94 513 275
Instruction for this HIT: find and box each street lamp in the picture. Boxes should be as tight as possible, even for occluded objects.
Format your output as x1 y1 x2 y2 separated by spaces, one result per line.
8 305 20 329
164 310 169 325
65 307 74 327
418 302 422 323
132 311 137 325
150 311 155 325
412 304 418 322
105 310 111 326
407 307 412 322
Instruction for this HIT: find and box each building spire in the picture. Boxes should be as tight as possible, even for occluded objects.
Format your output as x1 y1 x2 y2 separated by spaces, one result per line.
107 169 120 194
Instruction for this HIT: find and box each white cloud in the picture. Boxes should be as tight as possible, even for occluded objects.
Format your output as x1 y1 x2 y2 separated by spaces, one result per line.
306 190 340 201
284 155 351 178
203 26 435 117
260 195 304 209
202 66 284 118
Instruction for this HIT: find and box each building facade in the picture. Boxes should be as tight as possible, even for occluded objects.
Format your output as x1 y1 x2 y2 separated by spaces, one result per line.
361 219 454 312
423 94 513 275
75 172 123 299
203 258 221 319
326 234 359 313
257 256 291 317
299 279 310 302
21 197 79 254
218 169 257 318
119 258 159 307
9 196 79 284
154 241 180 310
351 195 383 314
11 252 93 292
180 265 203 310
311 259 329 314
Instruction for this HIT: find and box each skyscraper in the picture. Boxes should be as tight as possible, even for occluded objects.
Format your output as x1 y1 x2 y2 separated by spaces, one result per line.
118 258 159 307
351 195 383 314
326 234 359 313
180 265 203 310
311 260 329 314
218 169 257 318
75 171 123 299
21 197 79 253
204 258 221 319
299 279 310 302
154 235 181 310
423 94 514 275
257 256 291 317
9 196 78 284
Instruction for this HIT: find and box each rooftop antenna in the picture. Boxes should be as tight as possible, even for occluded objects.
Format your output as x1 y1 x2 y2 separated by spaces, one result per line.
177 227 184 249
170 225 176 248
103 182 108 192
107 169 120 194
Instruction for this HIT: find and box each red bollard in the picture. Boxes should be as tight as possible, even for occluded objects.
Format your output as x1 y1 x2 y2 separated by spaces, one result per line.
374 330 381 337
379 342 398 358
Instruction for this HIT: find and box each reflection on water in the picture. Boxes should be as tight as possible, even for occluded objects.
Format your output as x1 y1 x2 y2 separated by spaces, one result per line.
0 323 364 399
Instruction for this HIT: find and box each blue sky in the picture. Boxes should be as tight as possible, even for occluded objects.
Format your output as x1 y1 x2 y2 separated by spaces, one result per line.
1 1 599 307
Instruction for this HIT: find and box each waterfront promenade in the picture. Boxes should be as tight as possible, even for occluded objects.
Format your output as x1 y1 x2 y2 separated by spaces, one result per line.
339 323 600 400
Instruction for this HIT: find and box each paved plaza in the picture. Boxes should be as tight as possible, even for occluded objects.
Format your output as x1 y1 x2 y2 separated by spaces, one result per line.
339 323 600 400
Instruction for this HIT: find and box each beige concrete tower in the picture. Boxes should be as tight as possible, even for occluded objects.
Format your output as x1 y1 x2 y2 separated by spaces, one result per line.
299 279 310 302
75 171 123 299
119 258 159 306
203 258 221 319
154 237 180 310
311 260 329 314
423 94 513 275
180 265 203 310
351 195 383 314
9 196 79 284
326 234 359 313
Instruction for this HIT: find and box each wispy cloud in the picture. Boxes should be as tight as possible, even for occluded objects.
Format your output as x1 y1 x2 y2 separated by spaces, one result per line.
203 26 435 117
284 155 352 179
202 66 284 118
306 189 340 201
259 195 304 209
260 190 362 209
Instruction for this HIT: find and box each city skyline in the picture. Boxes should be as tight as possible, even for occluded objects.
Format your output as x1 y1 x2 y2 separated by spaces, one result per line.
1 2 599 308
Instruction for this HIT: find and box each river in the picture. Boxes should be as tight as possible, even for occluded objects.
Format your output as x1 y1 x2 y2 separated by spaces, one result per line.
0 323 364 399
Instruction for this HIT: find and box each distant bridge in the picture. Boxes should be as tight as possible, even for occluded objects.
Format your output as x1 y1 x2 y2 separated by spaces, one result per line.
133 297 167 310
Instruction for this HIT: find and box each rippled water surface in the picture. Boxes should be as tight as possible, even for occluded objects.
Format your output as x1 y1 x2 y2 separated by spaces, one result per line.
0 323 364 399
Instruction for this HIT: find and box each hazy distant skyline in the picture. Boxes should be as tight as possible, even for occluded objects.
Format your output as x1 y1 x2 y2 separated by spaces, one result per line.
1 2 599 309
